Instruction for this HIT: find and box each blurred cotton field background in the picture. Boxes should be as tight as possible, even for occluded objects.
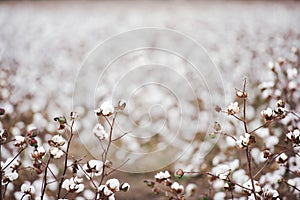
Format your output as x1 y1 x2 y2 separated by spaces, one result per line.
1 1 300 199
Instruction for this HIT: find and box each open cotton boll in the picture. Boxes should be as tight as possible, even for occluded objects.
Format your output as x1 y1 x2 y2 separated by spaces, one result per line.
265 135 279 151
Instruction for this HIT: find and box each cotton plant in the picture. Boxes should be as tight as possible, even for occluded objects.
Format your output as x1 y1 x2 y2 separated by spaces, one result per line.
206 77 300 199
144 170 198 200
142 48 300 199
0 100 130 199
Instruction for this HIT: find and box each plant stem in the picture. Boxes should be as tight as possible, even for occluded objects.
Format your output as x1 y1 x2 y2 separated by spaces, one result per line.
246 148 258 200
41 156 51 200
0 140 2 200
57 120 74 199
2 184 7 199
242 79 248 133
241 79 257 200
99 113 117 186
2 147 25 170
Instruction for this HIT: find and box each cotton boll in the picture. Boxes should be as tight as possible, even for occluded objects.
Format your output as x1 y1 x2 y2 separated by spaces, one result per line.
232 169 249 185
84 189 95 199
265 136 279 151
48 181 58 191
257 127 270 138
213 180 225 190
227 159 239 171
214 191 226 199
226 136 236 147
251 148 266 164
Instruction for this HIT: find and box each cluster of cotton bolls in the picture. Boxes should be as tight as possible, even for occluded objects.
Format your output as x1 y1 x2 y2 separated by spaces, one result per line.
1 2 300 199
0 100 130 200
169 49 300 199
144 170 197 200
148 49 299 199
1 2 299 174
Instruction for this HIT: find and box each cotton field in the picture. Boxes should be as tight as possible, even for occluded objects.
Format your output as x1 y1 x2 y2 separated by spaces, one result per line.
0 1 300 199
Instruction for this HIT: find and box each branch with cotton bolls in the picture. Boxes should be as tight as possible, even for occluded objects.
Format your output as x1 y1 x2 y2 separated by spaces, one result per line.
0 100 131 200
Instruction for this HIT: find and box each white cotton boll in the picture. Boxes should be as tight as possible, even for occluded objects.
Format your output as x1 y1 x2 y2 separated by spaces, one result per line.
287 68 298 80
226 102 240 115
213 179 225 190
251 148 266 164
106 178 120 191
46 123 56 133
171 182 184 193
232 169 248 185
108 194 115 200
14 191 25 200
84 189 95 199
26 124 37 132
32 179 42 197
262 89 273 99
289 156 300 171
15 121 25 129
198 141 215 156
185 183 197 197
48 181 58 191
14 135 26 146
100 101 114 116
3 103 13 114
246 106 255 120
288 81 297 90
259 81 274 90
259 170 284 187
93 123 108 140
287 177 300 193
265 136 279 151
213 164 231 180
21 183 35 194
33 113 47 127
227 159 239 171
287 179 296 187
274 89 282 98
212 154 226 166
276 153 288 164
11 127 21 136
214 191 226 199
257 128 269 138
226 136 236 147
243 179 262 194
1 88 9 99
154 171 171 180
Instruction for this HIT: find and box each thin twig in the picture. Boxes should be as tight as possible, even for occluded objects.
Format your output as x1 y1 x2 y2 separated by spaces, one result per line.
77 163 97 189
41 156 51 200
246 148 258 200
2 147 25 170
231 114 246 123
112 131 129 142
57 120 75 198
219 131 237 141
283 179 300 192
248 122 269 134
99 113 118 186
0 140 2 199
2 184 7 198
254 147 297 178
106 159 130 176
289 111 300 120
241 79 257 200
242 79 248 133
